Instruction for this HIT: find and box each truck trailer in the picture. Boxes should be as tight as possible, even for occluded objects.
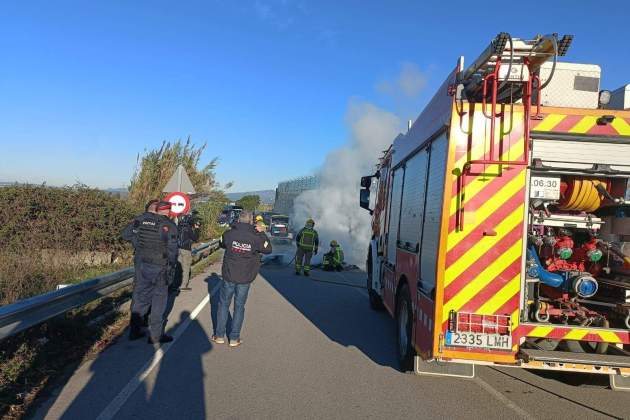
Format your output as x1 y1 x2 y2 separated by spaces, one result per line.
359 33 630 391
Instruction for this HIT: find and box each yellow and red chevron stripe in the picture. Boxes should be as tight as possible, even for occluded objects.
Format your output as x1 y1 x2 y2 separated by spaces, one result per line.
434 106 630 362
432 105 630 363
517 324 630 345
438 105 527 357
532 110 630 136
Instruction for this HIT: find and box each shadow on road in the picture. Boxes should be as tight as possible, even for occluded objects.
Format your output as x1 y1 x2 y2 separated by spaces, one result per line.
35 305 214 419
261 266 399 370
139 312 212 419
532 369 609 388
489 367 621 419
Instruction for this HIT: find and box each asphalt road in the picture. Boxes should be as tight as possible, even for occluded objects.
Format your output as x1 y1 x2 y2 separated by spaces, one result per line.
30 247 630 420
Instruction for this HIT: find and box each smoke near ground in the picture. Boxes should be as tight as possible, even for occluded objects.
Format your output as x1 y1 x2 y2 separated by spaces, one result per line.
292 100 401 266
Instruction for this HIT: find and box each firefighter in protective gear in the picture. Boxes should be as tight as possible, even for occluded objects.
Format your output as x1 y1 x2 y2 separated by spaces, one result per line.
295 218 319 276
322 240 344 271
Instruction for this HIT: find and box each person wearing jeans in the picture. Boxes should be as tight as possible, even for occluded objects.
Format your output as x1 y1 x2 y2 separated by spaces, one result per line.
212 211 272 347
215 281 251 343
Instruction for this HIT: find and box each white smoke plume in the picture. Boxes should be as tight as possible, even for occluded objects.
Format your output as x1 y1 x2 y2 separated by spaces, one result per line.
292 100 401 266
376 62 427 98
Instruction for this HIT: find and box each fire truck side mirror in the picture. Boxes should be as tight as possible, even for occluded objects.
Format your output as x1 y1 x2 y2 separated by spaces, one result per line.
359 188 372 214
360 175 373 189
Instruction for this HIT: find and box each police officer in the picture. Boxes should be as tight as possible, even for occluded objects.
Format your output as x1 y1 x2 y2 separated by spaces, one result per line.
122 200 179 344
295 218 319 276
212 211 272 347
177 209 200 289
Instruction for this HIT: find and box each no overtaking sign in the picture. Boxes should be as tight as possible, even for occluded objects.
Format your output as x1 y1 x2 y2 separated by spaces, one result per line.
165 191 190 215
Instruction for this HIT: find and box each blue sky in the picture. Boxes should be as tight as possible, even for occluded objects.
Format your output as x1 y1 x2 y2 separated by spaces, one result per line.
1 1 629 191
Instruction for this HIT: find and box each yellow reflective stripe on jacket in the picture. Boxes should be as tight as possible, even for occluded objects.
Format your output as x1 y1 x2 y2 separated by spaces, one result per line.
334 248 344 264
298 228 317 250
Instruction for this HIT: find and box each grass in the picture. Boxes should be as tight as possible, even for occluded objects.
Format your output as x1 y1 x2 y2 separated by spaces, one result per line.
0 248 222 419
192 249 223 277
0 250 131 306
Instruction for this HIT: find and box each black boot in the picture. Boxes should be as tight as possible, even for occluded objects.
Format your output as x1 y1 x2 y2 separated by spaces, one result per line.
129 313 146 340
148 334 174 344
129 329 146 341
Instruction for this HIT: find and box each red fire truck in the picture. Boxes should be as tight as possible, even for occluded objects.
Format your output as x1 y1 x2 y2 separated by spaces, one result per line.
359 33 630 390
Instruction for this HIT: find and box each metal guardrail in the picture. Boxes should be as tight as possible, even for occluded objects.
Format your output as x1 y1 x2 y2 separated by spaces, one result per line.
0 239 221 340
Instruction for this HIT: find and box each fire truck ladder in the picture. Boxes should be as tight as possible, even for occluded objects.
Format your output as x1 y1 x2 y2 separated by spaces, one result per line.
456 32 573 230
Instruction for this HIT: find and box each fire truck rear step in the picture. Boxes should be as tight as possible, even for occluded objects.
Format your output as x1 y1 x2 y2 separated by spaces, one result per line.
518 348 630 368
414 357 475 379
610 373 630 392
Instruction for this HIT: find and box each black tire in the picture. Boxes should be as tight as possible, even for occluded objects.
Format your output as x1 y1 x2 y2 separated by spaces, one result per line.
564 339 609 354
564 320 609 354
366 247 384 311
396 283 415 371
534 338 560 351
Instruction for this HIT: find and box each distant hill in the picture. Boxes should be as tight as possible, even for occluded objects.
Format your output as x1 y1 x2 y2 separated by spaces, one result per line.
226 189 275 204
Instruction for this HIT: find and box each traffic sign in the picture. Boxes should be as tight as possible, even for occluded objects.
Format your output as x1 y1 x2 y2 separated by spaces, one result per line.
165 191 190 215
163 165 196 194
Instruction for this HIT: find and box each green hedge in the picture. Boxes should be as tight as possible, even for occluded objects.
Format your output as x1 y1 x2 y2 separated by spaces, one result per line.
0 185 137 253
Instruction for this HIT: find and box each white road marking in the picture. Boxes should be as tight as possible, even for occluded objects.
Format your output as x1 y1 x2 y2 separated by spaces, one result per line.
95 281 221 420
474 375 532 419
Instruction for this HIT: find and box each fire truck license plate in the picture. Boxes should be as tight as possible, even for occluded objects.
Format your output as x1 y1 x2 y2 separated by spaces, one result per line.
445 331 512 350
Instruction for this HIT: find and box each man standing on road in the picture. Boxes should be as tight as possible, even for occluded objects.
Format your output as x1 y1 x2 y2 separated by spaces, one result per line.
295 218 319 276
212 211 272 347
177 209 201 289
122 201 179 344
123 199 160 328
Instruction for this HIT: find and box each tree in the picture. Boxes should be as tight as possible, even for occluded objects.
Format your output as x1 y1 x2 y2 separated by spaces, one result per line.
128 137 221 206
128 137 230 240
236 195 261 211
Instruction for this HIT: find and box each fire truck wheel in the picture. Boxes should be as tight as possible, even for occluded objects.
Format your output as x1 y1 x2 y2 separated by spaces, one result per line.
367 248 384 311
368 286 384 311
396 283 415 371
534 338 560 351
564 320 610 354
564 339 609 354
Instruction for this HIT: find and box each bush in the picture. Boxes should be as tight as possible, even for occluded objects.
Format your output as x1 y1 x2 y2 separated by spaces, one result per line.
0 184 137 253
0 185 137 304
195 191 229 240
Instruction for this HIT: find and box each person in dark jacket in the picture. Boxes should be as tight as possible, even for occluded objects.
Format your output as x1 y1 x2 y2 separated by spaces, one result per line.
123 199 159 328
212 211 272 347
122 200 179 344
177 210 200 289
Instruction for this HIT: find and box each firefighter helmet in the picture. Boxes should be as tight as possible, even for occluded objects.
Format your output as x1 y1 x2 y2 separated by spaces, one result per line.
330 240 338 247
306 218 315 227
